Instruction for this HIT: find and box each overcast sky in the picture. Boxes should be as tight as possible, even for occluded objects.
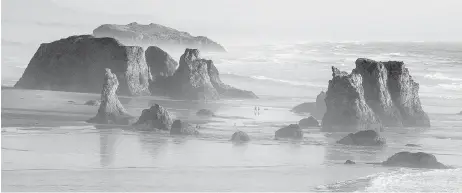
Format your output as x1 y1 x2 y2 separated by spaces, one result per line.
2 0 462 43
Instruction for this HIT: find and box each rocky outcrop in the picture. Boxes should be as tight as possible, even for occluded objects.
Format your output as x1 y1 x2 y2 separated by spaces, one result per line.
298 116 320 127
231 131 250 142
322 58 430 131
93 22 226 52
292 91 326 119
382 152 449 169
196 109 215 116
87 69 134 125
84 99 101 106
134 104 173 130
458 111 462 115
337 130 386 146
383 61 430 127
145 46 178 78
170 120 199 135
158 49 257 100
322 67 381 132
275 124 303 140
14 35 150 96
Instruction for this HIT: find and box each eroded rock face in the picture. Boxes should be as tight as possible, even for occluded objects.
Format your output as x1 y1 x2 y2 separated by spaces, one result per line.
145 46 178 77
298 116 320 127
87 69 134 124
93 22 226 52
337 130 386 146
383 61 430 127
382 152 449 169
134 104 173 130
322 58 430 131
14 35 150 96
196 109 214 116
275 124 303 140
322 67 381 132
231 131 250 142
170 120 199 135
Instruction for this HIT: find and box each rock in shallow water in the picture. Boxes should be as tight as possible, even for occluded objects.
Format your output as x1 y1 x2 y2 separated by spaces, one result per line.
344 160 356 164
170 120 199 135
196 109 214 116
298 116 320 127
382 151 449 169
291 91 326 119
337 130 386 146
231 131 250 142
87 69 135 125
275 124 303 140
134 104 173 130
84 99 101 106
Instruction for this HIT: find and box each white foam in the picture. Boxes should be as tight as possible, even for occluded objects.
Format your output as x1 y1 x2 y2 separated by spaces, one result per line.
365 168 462 192
424 72 462 81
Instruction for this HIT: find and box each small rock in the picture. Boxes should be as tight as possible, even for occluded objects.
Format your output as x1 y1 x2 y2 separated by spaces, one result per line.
84 99 101 106
337 130 386 146
405 144 421 147
345 160 356 164
134 104 173 130
170 120 199 135
196 109 214 116
231 131 250 142
275 124 303 140
382 151 449 169
298 116 320 127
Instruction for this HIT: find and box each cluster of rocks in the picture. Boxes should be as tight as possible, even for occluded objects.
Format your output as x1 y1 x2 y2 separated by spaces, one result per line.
93 22 226 52
344 152 450 169
322 58 430 132
14 35 256 100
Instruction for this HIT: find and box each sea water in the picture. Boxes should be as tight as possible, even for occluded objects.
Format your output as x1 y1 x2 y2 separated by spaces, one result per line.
2 40 462 191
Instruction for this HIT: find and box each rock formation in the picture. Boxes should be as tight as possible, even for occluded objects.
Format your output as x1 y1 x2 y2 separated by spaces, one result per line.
84 99 101 106
458 111 462 115
14 35 150 96
322 58 430 132
196 109 215 116
93 22 226 52
322 66 381 132
298 116 320 127
145 46 178 78
161 49 257 100
382 152 449 169
170 120 199 135
275 124 303 140
231 131 250 143
291 91 326 119
337 130 386 146
87 69 134 125
134 104 173 130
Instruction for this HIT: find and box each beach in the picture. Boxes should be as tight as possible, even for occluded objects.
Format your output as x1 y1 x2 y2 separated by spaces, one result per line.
2 86 462 191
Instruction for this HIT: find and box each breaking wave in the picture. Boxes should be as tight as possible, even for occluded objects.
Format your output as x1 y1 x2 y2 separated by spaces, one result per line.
424 72 462 81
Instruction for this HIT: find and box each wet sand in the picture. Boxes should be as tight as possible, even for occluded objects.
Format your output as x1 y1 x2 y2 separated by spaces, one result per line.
3 89 461 191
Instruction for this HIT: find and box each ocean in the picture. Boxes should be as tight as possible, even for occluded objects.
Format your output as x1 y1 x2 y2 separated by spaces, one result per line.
2 38 462 191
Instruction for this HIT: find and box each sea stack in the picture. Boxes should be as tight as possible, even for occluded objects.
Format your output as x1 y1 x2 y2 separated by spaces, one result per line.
14 35 150 96
322 58 430 132
165 48 257 100
93 22 226 52
291 91 326 119
134 104 173 131
87 69 134 125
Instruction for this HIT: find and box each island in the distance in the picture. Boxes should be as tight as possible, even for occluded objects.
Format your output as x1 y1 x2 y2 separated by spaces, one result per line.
93 22 226 52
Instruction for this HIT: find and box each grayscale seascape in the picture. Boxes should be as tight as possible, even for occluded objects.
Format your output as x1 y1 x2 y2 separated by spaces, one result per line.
2 0 462 192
